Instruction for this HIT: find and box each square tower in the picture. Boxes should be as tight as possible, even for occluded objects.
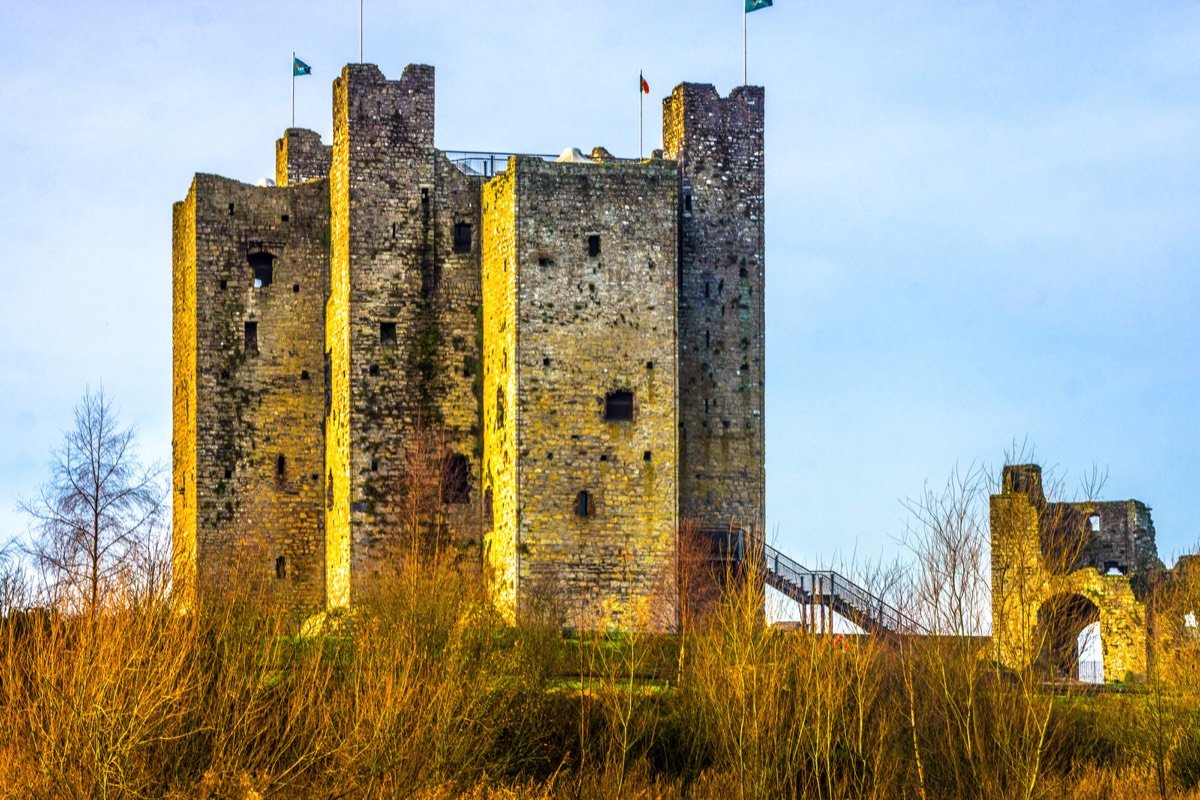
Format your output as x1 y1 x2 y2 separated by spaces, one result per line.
481 155 679 630
663 83 766 533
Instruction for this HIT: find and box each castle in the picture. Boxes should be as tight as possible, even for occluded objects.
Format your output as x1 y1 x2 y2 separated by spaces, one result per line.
172 63 765 629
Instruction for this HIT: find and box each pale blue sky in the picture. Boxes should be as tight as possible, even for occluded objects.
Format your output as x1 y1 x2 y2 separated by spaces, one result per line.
2 1 1198 568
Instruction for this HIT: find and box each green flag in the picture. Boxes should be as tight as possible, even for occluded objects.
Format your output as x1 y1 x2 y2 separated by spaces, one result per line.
746 0 772 11
293 57 312 77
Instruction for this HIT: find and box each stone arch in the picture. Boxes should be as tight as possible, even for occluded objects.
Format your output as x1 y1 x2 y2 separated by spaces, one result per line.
1036 592 1100 680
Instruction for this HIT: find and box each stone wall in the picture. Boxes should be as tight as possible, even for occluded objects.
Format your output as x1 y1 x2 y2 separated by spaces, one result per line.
662 83 766 533
483 155 679 631
173 174 329 612
480 167 519 619
991 464 1151 681
275 128 332 187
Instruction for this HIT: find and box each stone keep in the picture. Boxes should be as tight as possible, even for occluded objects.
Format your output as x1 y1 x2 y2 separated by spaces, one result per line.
172 63 766 628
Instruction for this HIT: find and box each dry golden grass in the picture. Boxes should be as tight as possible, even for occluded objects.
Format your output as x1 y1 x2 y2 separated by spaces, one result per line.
2 541 1199 799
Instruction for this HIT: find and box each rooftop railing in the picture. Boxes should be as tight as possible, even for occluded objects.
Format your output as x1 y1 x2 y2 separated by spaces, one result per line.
443 150 558 178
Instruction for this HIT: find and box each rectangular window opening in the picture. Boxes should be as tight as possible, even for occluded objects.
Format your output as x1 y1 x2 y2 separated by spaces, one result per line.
587 234 601 257
380 321 397 346
453 222 473 254
244 321 258 354
442 453 471 504
275 556 286 579
604 390 634 422
1089 514 1101 533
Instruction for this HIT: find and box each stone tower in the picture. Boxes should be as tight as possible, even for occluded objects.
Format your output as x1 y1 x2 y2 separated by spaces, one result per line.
481 156 680 630
172 173 330 610
663 84 766 534
173 62 767 629
324 64 484 609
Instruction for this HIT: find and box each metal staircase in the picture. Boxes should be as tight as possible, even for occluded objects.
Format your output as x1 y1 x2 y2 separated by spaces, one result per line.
712 530 925 636
759 541 925 635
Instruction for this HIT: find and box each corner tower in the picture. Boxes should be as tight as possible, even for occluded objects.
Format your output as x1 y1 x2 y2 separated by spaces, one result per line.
326 64 484 609
663 83 766 532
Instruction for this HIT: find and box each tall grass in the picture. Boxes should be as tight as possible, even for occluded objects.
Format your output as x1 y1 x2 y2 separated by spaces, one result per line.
2 536 1200 799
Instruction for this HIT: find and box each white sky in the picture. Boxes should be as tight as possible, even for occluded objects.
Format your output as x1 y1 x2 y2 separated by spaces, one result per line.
2 1 1199 571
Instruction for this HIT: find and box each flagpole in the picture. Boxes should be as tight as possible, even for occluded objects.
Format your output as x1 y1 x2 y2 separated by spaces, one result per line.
359 0 364 62
291 51 296 128
743 5 748 86
639 70 644 160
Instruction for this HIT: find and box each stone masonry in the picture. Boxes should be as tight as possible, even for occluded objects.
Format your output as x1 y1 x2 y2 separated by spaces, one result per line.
172 62 766 629
482 156 679 630
990 464 1164 682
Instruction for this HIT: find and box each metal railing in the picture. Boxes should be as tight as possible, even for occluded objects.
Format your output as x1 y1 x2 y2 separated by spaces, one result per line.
720 529 925 636
442 150 557 178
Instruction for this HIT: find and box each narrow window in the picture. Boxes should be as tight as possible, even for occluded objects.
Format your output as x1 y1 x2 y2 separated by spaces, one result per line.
644 451 652 461
228 203 234 215
369 364 379 376
244 321 258 354
300 370 310 381
483 488 494 529
604 390 634 421
453 222 472 254
380 321 397 346
293 283 300 293
495 387 506 428
646 361 654 370
543 357 551 367
276 454 286 478
281 214 290 222
587 234 601 257
684 193 692 212
441 453 471 504
575 490 593 517
219 278 227 291
275 556 286 579
224 468 232 480
248 251 274 288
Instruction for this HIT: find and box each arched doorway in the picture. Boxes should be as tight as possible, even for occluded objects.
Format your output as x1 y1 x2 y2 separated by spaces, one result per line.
1036 593 1101 681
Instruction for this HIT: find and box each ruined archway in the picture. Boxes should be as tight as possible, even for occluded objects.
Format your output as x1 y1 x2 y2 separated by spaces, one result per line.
1037 592 1100 681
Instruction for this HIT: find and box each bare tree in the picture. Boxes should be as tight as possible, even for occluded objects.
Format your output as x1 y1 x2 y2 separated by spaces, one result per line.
18 386 166 618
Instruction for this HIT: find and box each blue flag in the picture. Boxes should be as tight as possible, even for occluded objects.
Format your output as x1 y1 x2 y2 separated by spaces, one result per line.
746 0 772 11
293 57 312 77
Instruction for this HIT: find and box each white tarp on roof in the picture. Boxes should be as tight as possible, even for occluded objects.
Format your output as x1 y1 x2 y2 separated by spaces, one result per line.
555 147 594 163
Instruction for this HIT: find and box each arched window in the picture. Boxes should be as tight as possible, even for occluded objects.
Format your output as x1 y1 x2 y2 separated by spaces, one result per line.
575 491 593 518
